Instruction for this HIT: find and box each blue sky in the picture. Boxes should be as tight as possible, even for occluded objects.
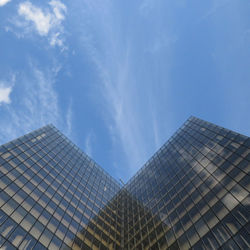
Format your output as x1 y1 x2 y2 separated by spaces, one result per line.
0 0 250 182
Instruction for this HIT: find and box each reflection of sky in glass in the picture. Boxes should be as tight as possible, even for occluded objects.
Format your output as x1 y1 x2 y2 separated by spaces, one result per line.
0 117 249 249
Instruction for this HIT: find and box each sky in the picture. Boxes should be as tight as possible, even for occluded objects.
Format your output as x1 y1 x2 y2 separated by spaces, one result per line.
0 0 250 182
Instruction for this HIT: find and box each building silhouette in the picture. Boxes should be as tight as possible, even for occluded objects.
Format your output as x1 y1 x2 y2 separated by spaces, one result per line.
0 117 249 249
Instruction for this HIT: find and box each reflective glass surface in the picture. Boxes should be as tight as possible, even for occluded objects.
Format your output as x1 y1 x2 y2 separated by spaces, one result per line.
122 117 250 249
0 117 249 249
0 125 121 249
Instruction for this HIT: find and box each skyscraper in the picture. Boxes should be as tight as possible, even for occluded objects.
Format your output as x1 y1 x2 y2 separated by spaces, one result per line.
0 117 249 249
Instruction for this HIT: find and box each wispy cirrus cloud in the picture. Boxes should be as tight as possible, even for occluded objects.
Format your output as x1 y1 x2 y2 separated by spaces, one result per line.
0 64 72 145
65 97 73 137
84 131 95 158
0 0 11 7
9 0 67 47
72 0 155 177
68 0 183 180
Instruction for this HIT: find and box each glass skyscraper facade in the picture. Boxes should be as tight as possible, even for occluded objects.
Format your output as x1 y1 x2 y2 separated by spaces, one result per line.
0 117 249 249
122 117 250 249
0 125 121 249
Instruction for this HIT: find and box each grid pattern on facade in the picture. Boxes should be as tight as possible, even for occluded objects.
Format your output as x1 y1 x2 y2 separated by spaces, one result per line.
123 117 250 249
0 117 249 250
0 125 121 249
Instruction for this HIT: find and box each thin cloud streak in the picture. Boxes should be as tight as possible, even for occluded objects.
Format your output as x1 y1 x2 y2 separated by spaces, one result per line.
65 98 73 137
84 132 94 157
78 26 145 175
0 65 72 145
72 0 168 177
101 47 146 175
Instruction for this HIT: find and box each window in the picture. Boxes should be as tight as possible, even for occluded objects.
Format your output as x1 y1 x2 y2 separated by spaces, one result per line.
30 220 45 240
0 217 17 238
0 209 8 226
186 226 199 246
222 193 239 211
1 198 19 216
39 228 53 247
222 213 241 235
18 233 37 249
8 226 26 247
39 209 51 226
20 213 36 231
0 191 11 208
0 175 11 189
211 224 231 246
55 223 67 240
48 235 62 250
47 217 60 233
195 218 209 238
11 205 27 224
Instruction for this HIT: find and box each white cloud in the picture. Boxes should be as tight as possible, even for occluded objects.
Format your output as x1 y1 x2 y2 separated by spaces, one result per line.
0 0 11 7
0 85 12 104
16 1 66 47
50 32 63 47
18 2 51 36
49 0 66 21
